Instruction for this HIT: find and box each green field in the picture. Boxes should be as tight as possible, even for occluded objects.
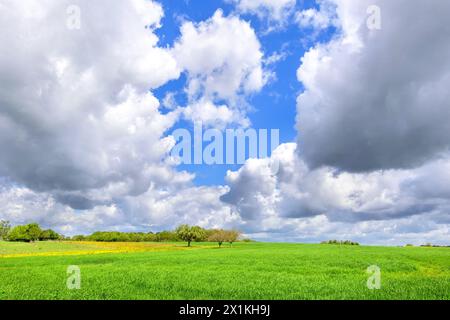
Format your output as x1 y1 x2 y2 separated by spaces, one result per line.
0 241 449 300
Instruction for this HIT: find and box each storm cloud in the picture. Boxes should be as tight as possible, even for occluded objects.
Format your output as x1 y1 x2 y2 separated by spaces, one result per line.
296 0 450 172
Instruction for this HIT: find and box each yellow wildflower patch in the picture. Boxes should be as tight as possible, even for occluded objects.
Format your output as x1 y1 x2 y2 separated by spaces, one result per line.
0 241 196 259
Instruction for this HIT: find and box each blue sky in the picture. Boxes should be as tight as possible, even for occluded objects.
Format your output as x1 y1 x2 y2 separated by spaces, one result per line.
1 0 449 244
153 0 335 185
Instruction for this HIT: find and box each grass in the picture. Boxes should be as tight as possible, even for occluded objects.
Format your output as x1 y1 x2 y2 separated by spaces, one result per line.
0 241 194 258
0 241 449 300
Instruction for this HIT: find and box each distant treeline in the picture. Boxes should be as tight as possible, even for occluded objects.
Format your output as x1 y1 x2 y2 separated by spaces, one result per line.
0 221 63 242
417 243 450 248
73 225 243 247
73 231 176 242
0 220 246 247
321 240 360 246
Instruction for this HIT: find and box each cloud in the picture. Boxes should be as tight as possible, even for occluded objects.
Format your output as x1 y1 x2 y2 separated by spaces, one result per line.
0 179 240 235
245 213 450 246
0 1 247 236
295 2 336 31
172 10 267 126
1 0 449 245
222 143 450 242
0 0 185 209
220 0 450 244
182 98 250 129
296 0 450 172
229 0 296 26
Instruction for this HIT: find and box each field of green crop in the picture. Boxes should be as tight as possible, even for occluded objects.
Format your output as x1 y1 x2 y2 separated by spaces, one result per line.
0 241 449 300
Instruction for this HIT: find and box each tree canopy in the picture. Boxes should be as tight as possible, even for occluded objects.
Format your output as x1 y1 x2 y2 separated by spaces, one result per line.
0 220 11 240
8 223 42 242
6 223 62 242
208 229 241 247
176 225 206 247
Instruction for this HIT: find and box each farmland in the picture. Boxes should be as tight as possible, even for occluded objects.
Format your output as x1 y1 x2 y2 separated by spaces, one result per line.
0 241 449 300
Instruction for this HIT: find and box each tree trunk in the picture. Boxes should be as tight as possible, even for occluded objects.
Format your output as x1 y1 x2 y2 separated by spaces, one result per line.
188 241 191 247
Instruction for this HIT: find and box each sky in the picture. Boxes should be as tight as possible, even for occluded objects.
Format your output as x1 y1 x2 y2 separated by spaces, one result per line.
0 0 449 245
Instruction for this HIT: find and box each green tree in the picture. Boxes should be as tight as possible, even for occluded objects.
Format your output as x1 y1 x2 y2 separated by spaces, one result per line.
72 235 86 241
0 220 11 240
27 223 42 242
156 230 179 242
7 225 29 242
7 223 42 242
39 229 61 241
144 233 157 242
175 225 205 247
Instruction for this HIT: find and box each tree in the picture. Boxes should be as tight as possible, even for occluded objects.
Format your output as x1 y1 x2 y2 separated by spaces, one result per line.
27 223 42 242
175 225 205 247
72 235 86 241
156 230 179 242
7 225 30 242
39 229 61 241
225 230 241 246
7 223 42 242
0 220 11 240
208 230 228 248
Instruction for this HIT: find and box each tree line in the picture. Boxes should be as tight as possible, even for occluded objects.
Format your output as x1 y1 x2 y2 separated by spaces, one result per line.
73 225 242 247
0 220 243 247
0 220 63 242
321 240 360 246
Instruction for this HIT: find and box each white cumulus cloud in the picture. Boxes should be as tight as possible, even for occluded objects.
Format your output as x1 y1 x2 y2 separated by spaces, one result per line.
221 143 450 244
230 0 296 26
172 10 267 126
